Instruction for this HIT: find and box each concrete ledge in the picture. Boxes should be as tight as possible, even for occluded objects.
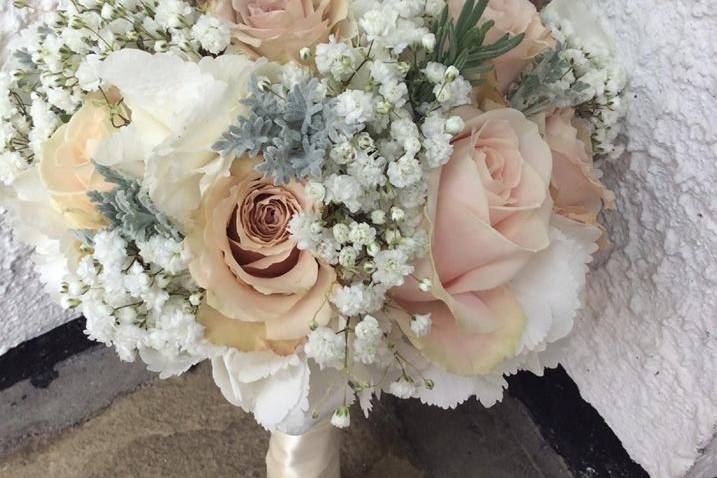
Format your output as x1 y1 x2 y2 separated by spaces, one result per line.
0 347 154 458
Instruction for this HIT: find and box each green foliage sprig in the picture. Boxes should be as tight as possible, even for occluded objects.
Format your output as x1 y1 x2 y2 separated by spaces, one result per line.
430 0 525 80
88 164 181 242
407 0 525 108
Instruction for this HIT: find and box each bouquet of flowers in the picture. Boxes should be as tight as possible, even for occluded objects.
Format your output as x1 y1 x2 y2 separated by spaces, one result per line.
0 0 625 473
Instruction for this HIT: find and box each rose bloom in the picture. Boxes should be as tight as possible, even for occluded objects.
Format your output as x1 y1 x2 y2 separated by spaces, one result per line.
188 161 336 354
545 108 614 226
391 107 553 375
202 0 349 63
39 98 114 230
448 0 554 93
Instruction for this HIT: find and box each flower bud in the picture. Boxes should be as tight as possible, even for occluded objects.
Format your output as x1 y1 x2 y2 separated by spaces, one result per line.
390 207 405 222
445 116 465 135
444 65 459 82
421 33 436 51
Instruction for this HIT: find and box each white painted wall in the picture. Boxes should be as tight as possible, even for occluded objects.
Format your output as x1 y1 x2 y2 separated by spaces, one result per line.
0 1 715 477
0 1 75 356
554 1 717 477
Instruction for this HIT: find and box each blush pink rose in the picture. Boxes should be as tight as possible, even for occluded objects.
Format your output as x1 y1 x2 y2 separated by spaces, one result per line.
545 108 614 226
447 0 555 93
391 107 553 375
204 0 349 63
188 161 335 353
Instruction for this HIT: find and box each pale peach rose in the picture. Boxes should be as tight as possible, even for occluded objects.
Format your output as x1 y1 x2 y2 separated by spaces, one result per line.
545 108 614 226
448 0 555 93
188 161 335 353
391 107 553 375
204 0 349 63
39 99 114 230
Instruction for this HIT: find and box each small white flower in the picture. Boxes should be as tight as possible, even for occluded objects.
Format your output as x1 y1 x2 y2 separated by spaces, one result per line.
288 212 322 250
421 136 453 168
421 33 436 51
353 315 388 365
154 0 192 29
338 247 357 267
387 154 422 188
191 15 230 54
373 248 412 287
332 283 369 316
445 116 465 135
305 327 345 369
331 406 350 428
390 207 405 222
305 182 326 202
348 222 376 247
324 174 363 213
388 377 417 399
378 80 408 107
370 210 386 225
335 90 375 125
315 36 360 81
423 62 447 84
332 223 350 244
410 313 432 337
354 315 382 341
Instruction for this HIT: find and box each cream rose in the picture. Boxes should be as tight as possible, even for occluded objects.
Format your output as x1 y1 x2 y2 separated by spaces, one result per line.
391 107 553 375
448 0 554 93
545 108 614 226
205 0 349 63
39 98 115 230
188 161 336 353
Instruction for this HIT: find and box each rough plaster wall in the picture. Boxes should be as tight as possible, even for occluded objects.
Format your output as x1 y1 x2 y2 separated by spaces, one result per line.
0 1 75 356
556 1 717 477
0 1 715 477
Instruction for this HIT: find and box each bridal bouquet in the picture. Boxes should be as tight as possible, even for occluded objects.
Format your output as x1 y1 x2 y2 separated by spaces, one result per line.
1 0 625 440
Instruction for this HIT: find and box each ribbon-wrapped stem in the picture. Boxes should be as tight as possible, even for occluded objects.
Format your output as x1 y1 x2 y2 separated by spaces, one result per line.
266 420 341 478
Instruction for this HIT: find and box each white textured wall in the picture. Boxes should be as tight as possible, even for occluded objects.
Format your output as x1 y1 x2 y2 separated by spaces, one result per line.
0 221 75 355
0 1 75 356
0 1 715 477
556 1 717 477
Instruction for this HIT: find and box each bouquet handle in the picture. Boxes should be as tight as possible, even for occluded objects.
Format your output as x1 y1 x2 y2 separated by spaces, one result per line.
266 420 341 478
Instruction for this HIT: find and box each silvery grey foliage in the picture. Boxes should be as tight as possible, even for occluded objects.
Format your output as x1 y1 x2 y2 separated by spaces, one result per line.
88 164 181 242
508 44 591 117
213 76 359 184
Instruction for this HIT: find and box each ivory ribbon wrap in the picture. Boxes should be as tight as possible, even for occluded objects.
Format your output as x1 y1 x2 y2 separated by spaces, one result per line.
266 420 341 478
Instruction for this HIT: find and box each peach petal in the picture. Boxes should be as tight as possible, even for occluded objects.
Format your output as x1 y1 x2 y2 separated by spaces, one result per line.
264 261 336 340
392 287 525 376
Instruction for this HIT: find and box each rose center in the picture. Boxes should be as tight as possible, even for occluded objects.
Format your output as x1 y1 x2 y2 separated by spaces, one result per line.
231 184 301 247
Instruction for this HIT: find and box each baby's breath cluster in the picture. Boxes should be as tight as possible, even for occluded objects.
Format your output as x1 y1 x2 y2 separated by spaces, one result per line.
61 230 210 378
0 0 228 182
508 7 627 158
273 0 483 424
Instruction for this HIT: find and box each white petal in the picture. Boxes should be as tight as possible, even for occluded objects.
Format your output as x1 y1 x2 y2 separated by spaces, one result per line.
510 215 601 356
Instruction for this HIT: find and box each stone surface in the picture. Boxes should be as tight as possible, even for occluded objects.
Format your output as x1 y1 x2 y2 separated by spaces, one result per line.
0 358 570 478
0 346 154 457
552 2 717 477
